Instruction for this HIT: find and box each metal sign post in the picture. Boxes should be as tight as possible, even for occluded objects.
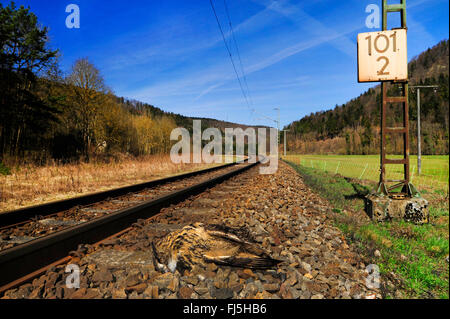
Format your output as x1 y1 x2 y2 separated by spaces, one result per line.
410 85 439 175
380 0 410 198
358 0 429 223
358 0 411 197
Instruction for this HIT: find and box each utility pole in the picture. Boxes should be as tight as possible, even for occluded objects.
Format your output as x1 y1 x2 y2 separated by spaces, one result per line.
410 85 438 175
274 107 280 148
282 130 290 156
254 108 281 155
417 88 421 176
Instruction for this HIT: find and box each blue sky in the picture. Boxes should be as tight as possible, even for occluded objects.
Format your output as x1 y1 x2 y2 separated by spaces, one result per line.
4 0 449 128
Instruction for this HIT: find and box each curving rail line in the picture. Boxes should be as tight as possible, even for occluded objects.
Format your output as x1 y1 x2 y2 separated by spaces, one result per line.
0 158 259 294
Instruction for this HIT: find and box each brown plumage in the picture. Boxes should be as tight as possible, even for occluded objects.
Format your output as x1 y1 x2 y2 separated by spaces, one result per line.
152 222 281 273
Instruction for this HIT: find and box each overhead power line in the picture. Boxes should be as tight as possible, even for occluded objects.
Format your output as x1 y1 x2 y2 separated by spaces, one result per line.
222 0 253 106
209 0 251 112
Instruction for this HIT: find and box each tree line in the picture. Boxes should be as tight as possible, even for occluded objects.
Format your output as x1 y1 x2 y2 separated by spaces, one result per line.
1 2 178 165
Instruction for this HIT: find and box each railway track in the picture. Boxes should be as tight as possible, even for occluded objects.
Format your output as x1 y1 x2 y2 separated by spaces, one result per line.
0 158 259 294
0 160 247 250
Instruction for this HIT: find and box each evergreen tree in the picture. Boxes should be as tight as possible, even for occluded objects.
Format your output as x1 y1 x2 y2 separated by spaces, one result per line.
0 1 58 161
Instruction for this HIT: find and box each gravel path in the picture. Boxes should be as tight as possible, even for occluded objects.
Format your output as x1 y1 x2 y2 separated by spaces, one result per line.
2 161 381 299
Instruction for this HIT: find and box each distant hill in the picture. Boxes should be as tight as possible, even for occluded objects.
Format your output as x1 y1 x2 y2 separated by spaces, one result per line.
285 39 449 155
115 96 266 133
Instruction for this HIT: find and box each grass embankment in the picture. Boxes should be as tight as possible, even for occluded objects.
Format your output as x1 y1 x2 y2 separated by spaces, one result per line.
0 155 218 212
285 160 449 299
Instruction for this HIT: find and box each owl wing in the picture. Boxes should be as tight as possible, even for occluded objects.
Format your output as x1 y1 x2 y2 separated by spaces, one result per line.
203 226 282 269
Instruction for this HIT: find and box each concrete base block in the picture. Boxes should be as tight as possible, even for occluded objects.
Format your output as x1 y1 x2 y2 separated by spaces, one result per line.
365 194 429 224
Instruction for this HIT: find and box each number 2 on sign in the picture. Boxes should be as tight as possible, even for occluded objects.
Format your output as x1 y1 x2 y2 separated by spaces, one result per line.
365 33 397 75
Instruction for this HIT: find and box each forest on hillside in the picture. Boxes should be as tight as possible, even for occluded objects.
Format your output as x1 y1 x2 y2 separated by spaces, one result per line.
285 40 449 155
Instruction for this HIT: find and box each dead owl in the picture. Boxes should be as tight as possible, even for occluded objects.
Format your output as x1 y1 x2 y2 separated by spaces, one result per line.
152 222 281 273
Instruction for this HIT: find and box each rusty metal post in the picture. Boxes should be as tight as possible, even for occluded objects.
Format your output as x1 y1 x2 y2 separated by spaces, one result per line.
380 82 386 186
403 82 410 187
367 0 429 224
379 0 411 197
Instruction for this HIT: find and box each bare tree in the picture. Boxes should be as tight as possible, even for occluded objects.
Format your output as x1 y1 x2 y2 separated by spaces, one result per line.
67 58 108 160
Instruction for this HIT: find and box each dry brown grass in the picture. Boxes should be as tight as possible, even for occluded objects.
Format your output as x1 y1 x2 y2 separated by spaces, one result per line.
0 155 217 212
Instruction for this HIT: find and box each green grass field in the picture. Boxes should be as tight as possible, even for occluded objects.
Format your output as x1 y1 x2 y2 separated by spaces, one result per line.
284 159 449 299
283 154 449 193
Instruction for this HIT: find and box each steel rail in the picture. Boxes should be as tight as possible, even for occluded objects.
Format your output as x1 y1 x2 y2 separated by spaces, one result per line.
0 159 259 293
0 161 245 228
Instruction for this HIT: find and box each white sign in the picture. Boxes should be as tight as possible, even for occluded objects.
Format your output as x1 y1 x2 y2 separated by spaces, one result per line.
357 29 407 82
